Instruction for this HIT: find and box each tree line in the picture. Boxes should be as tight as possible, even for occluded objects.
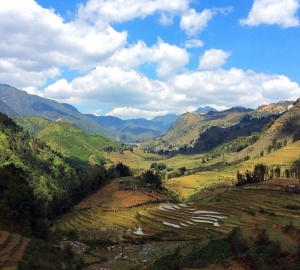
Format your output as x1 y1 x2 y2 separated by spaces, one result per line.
237 161 300 185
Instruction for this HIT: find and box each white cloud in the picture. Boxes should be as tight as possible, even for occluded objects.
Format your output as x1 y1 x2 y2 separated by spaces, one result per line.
104 38 189 78
0 0 127 88
180 7 233 36
87 109 102 116
159 12 174 25
152 38 190 78
199 49 231 70
185 39 204 48
42 65 300 119
261 75 300 99
240 0 300 28
78 0 190 24
180 9 214 36
170 68 300 108
0 59 60 89
106 107 169 119
1 0 299 120
43 66 176 109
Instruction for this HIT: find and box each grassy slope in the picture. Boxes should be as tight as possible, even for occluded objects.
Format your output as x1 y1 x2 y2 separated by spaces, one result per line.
37 122 120 164
11 115 52 137
228 100 300 162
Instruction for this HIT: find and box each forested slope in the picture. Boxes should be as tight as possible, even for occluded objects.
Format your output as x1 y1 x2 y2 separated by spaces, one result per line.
0 113 127 236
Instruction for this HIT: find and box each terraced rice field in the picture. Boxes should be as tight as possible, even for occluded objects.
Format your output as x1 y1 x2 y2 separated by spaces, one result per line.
0 231 29 269
53 183 300 245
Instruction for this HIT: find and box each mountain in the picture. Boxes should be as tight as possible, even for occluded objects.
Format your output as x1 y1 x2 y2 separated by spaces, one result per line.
194 106 217 113
37 121 119 165
154 107 252 148
192 114 280 153
85 114 178 141
11 115 52 137
250 100 294 117
0 84 118 140
142 104 292 152
0 84 178 142
151 113 180 124
227 98 300 162
0 99 17 115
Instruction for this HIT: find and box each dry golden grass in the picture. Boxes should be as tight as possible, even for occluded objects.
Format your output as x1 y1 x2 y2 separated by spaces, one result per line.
76 177 169 210
244 140 300 168
164 171 232 200
105 150 164 171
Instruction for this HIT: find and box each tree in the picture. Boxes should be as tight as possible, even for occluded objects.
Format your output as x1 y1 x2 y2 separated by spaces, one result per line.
178 166 186 176
142 169 163 190
115 162 131 177
228 227 248 257
274 166 281 178
254 164 267 182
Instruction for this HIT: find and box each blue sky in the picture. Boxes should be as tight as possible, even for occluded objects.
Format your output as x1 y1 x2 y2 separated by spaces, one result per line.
1 0 300 119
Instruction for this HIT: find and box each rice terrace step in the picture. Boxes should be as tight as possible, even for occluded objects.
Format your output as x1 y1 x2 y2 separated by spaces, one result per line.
0 231 29 269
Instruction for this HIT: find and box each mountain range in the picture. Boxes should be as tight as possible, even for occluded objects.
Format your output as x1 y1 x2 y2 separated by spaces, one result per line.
0 84 220 142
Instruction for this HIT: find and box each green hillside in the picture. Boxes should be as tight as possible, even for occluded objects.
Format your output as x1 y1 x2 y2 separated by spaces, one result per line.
0 113 80 229
0 84 118 140
11 115 52 137
37 122 120 165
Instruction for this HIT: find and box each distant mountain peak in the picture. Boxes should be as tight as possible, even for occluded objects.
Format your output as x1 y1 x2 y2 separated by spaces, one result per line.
194 106 217 114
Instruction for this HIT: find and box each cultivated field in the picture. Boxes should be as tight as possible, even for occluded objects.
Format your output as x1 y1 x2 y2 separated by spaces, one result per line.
0 231 29 270
52 140 300 269
52 174 300 270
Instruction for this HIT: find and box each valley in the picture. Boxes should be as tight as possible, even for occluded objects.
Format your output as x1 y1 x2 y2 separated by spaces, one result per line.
0 86 300 269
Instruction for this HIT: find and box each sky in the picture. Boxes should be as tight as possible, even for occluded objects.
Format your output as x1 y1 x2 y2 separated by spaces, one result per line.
1 0 300 119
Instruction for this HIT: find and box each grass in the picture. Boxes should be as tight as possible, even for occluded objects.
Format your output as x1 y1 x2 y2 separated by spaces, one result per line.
37 122 119 164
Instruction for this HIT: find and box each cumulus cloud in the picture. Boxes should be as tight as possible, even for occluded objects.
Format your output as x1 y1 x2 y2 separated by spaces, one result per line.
170 68 300 109
77 0 190 25
0 0 127 88
180 7 233 36
199 49 231 70
43 66 177 109
180 9 214 36
185 39 204 48
0 59 60 89
104 38 189 78
240 0 300 28
42 65 300 119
